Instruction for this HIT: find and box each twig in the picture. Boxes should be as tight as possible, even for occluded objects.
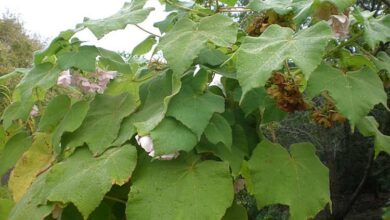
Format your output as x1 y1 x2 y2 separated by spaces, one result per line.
134 24 161 38
326 32 364 56
104 195 127 204
165 0 210 16
217 7 251 12
284 60 291 75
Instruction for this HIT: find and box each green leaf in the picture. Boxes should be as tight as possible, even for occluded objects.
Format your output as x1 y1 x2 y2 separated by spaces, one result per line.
248 0 354 23
132 36 157 56
373 51 390 78
357 116 390 156
9 145 137 220
159 14 237 74
0 68 29 84
261 99 288 124
0 198 14 220
52 100 89 154
33 29 75 65
132 71 181 135
353 10 390 50
46 145 137 218
150 118 197 155
154 12 178 34
219 0 238 6
38 95 71 133
105 74 140 100
306 64 388 127
57 46 99 72
78 0 154 39
247 140 330 220
198 47 229 66
204 114 232 149
294 0 356 24
98 47 132 74
240 87 269 116
237 22 332 99
337 49 375 70
238 86 287 123
248 0 295 15
1 101 33 130
0 126 5 153
222 202 248 220
8 172 53 220
126 154 234 220
198 122 252 176
0 132 32 177
167 73 225 138
16 63 62 102
9 133 54 202
65 93 137 155
111 115 136 147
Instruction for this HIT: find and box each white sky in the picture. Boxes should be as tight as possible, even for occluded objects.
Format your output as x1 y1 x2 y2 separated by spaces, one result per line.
0 0 167 52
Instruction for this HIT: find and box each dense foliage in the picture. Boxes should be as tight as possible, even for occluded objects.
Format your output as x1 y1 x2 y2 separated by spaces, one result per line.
0 0 389 219
0 12 43 114
0 12 42 75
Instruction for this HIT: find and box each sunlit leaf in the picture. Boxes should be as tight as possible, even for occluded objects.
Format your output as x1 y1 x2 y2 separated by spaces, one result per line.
247 140 330 220
126 154 234 220
237 21 331 99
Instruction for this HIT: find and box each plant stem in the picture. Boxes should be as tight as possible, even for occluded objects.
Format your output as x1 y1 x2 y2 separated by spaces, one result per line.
104 195 127 204
326 32 364 56
217 7 251 12
134 24 161 38
165 0 209 16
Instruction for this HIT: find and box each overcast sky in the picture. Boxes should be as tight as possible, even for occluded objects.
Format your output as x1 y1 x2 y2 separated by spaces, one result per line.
0 0 167 52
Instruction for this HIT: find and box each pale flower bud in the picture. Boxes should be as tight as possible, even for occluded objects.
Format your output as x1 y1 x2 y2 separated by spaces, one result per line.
135 134 179 160
29 105 39 117
57 70 72 87
135 135 154 153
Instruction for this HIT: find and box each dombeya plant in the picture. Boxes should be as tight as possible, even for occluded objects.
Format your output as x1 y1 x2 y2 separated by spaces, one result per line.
0 0 389 219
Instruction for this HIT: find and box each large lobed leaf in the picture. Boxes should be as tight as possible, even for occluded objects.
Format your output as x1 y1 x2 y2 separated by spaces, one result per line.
38 95 71 133
150 117 198 155
51 100 89 155
248 0 355 24
9 145 137 220
357 116 390 156
159 14 237 74
131 71 181 135
0 132 32 178
78 0 154 39
1 101 33 130
57 46 99 72
306 64 388 127
166 71 225 139
204 113 232 149
126 154 234 220
8 133 54 202
236 21 332 100
16 63 62 102
247 140 330 220
353 10 390 50
248 0 296 15
65 93 137 155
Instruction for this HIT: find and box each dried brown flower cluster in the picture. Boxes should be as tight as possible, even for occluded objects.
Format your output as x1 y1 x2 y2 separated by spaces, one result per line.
311 98 346 128
267 72 310 113
246 11 293 37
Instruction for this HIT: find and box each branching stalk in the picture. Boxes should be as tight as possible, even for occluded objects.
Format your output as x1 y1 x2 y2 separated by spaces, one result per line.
165 0 210 16
134 24 161 38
